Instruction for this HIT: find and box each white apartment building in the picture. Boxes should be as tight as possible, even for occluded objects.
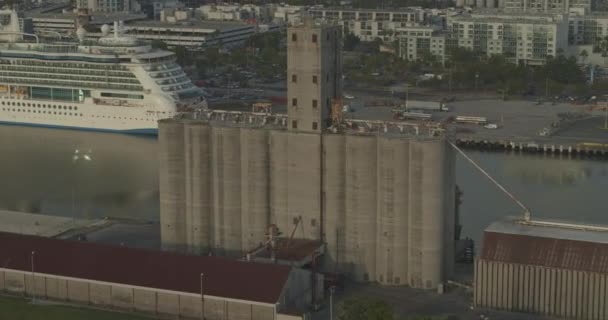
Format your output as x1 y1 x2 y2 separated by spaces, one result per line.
568 12 608 46
501 0 594 12
446 13 569 65
198 4 273 22
272 5 305 25
125 20 255 49
397 26 447 63
77 0 137 13
308 7 424 41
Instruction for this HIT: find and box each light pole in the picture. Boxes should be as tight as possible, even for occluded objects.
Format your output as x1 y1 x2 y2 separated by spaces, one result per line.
200 273 204 320
474 72 479 91
329 286 336 320
31 251 35 303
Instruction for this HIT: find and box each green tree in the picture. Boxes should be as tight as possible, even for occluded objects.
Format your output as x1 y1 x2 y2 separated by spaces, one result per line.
579 49 589 65
338 298 393 320
344 32 361 51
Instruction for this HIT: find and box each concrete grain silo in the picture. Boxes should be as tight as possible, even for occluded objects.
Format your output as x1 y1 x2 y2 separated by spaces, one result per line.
184 122 212 254
476 0 485 7
239 128 270 251
344 135 377 282
375 138 410 286
456 0 466 7
159 120 186 252
269 131 288 236
419 140 448 289
158 19 456 290
322 134 346 270
211 127 242 256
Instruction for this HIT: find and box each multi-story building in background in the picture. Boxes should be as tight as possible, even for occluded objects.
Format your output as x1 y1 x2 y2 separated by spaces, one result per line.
397 26 447 63
76 0 136 13
198 3 274 22
309 7 424 41
501 0 594 12
445 12 569 65
568 12 608 46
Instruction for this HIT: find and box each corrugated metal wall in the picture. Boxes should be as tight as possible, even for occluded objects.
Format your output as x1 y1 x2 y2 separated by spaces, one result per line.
475 259 608 320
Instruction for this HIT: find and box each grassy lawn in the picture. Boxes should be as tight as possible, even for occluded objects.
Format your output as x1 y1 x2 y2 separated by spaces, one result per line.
0 295 154 320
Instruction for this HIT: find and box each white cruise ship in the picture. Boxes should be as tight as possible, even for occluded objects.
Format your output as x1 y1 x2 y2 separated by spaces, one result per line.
0 11 206 134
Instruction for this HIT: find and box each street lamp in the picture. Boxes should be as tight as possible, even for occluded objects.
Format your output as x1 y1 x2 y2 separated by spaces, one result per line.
31 251 35 303
72 149 92 221
200 273 204 320
329 286 336 320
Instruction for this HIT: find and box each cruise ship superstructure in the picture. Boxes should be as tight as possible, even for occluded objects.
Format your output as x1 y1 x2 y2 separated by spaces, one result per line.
0 10 206 134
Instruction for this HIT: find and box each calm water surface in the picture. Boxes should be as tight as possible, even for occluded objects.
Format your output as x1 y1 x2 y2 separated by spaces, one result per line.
1 125 607 247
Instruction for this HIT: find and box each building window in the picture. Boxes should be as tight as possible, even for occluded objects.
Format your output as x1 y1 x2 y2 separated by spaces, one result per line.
292 120 298 129
312 34 318 43
292 33 297 41
292 74 297 83
313 75 318 84
312 99 318 109
312 122 318 130
292 98 298 107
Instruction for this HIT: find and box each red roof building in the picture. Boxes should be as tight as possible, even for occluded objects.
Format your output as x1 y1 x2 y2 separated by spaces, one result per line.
0 231 296 305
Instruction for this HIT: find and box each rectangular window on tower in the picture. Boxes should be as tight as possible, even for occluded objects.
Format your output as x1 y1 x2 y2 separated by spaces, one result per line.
292 120 298 129
292 74 297 83
292 33 297 41
312 34 318 43
312 99 318 109
313 75 318 84
292 98 298 107
312 122 318 130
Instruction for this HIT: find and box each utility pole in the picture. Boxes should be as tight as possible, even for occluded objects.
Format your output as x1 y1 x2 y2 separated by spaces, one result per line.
31 251 35 303
604 103 608 130
329 286 336 320
545 77 549 98
200 273 204 320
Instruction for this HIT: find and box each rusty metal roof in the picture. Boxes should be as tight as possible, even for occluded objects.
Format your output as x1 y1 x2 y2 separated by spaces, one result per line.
0 232 291 304
481 220 608 274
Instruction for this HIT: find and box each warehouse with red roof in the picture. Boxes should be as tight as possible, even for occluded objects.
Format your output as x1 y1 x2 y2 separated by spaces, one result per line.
475 218 608 320
0 232 314 320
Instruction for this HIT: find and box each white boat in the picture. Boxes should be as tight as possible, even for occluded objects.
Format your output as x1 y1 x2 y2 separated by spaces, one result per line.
0 11 206 135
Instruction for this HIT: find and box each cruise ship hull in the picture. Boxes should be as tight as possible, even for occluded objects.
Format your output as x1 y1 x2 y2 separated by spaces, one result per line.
0 98 165 135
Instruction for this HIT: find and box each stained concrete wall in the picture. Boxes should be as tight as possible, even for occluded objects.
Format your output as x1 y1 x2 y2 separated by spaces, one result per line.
0 268 291 320
159 119 455 288
475 259 608 320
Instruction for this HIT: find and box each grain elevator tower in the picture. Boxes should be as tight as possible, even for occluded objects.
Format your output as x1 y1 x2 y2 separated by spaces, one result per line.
287 17 342 133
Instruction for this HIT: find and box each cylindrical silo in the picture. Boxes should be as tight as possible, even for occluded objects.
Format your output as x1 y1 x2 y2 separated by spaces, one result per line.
375 137 410 286
456 0 466 7
211 126 242 257
466 0 476 6
344 135 377 282
159 119 186 253
407 140 424 288
443 142 456 280
476 0 485 8
419 139 447 289
486 0 495 8
269 131 288 237
322 134 346 271
240 128 270 252
184 122 211 255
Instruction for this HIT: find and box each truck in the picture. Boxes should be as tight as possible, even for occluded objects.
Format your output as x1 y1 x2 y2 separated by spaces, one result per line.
405 100 449 112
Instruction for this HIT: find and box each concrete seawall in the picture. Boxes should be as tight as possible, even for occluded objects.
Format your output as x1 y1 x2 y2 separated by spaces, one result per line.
0 268 288 320
159 119 455 289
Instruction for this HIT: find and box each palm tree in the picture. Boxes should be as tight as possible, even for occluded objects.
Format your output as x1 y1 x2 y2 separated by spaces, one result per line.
579 49 589 65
